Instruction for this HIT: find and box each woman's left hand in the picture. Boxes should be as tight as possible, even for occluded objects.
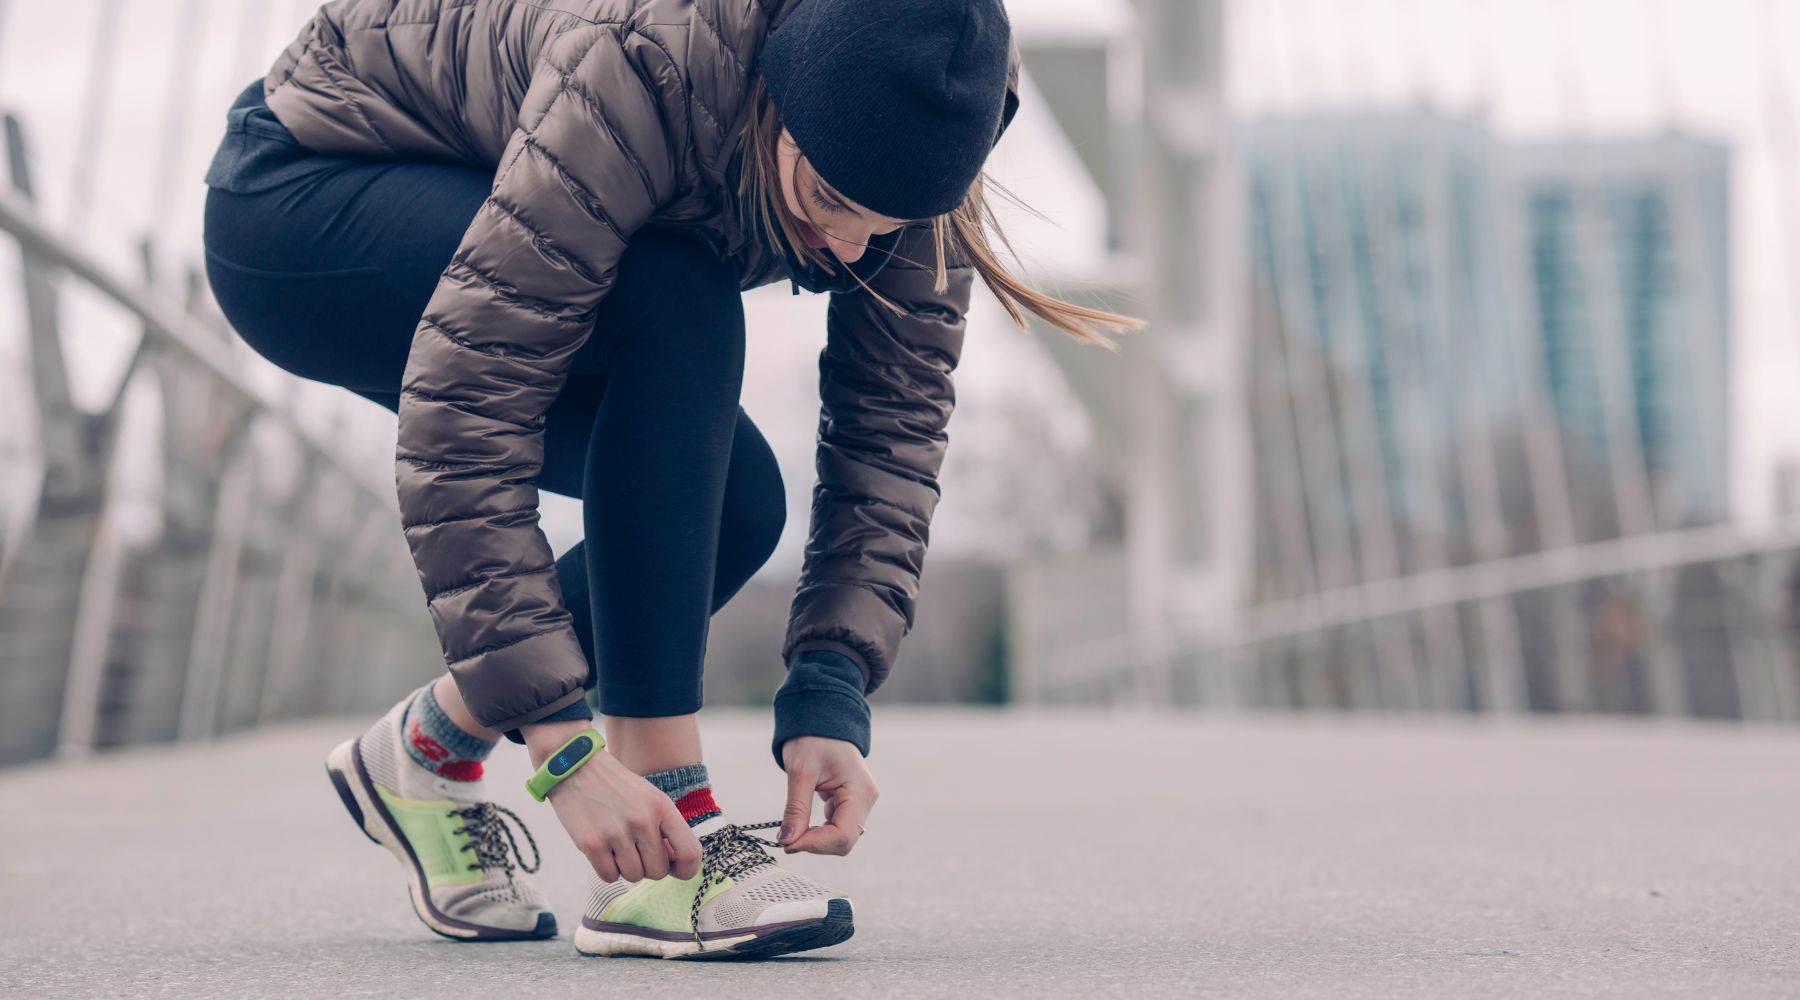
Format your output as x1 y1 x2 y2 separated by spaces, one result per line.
779 736 878 856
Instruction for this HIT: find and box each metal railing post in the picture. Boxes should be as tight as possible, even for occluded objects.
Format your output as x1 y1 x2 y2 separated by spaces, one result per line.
0 114 108 763
175 420 255 742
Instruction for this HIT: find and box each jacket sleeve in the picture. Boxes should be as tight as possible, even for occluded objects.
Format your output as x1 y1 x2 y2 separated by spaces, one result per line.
397 27 680 732
781 225 973 694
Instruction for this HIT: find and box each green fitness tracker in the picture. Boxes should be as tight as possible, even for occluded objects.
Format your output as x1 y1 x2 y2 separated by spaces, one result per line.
525 727 605 802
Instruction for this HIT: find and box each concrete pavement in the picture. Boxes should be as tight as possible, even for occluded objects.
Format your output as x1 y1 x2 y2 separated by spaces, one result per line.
2 708 1797 998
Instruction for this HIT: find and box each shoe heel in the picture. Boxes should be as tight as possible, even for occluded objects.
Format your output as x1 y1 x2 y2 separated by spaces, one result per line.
325 738 380 845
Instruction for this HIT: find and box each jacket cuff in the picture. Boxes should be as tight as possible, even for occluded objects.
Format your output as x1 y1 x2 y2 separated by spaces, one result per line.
770 650 872 769
451 625 591 733
785 639 872 689
782 582 901 692
501 692 594 746
482 685 588 744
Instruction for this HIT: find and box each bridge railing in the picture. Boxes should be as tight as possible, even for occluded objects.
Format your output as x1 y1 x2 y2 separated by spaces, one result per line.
1036 521 1800 724
0 111 441 767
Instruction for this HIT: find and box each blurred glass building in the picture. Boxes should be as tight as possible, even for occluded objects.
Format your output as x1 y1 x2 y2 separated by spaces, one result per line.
1229 115 1745 716
1511 135 1732 535
1243 115 1732 600
1010 72 1792 721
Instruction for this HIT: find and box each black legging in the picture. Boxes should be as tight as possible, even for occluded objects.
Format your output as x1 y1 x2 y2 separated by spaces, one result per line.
201 154 783 718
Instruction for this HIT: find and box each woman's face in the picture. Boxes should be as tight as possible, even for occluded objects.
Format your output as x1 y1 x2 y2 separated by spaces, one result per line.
776 128 907 264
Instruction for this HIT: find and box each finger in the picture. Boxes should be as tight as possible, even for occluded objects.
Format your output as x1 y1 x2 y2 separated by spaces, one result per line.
785 821 853 856
781 765 818 844
787 787 869 856
663 836 697 881
662 816 703 880
613 845 645 884
828 787 872 853
587 848 621 883
636 829 670 880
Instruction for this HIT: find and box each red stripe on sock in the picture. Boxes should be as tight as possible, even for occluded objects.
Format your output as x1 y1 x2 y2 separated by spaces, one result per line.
409 719 450 762
435 759 484 782
676 787 720 823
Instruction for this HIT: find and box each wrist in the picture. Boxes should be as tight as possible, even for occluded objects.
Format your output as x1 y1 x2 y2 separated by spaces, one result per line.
503 693 594 747
522 718 595 768
523 725 605 802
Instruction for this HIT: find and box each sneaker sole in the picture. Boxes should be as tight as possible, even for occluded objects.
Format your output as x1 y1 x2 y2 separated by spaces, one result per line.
325 736 557 942
573 897 854 960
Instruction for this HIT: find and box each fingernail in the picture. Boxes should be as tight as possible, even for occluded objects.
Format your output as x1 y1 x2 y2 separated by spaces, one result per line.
780 824 795 842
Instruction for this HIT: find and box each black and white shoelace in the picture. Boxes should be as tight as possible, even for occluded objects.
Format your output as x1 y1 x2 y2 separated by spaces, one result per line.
688 820 785 949
449 801 543 880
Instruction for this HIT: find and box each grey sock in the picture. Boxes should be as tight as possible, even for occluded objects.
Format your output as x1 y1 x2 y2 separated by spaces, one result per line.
401 682 497 779
643 763 720 827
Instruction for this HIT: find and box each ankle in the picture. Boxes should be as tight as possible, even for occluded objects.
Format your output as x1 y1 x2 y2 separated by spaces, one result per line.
402 682 498 781
432 674 502 743
642 762 722 827
602 714 702 774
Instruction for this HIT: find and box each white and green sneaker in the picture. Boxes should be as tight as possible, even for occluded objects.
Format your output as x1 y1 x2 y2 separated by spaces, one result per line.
574 818 854 959
324 699 556 941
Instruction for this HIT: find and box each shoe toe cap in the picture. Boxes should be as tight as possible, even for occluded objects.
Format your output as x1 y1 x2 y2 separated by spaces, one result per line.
757 896 851 927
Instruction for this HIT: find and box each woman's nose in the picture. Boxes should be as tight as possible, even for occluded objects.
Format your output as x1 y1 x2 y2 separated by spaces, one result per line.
827 227 870 263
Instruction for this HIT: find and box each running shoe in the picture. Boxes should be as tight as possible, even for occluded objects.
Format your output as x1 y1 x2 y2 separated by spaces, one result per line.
574 818 854 959
324 698 556 940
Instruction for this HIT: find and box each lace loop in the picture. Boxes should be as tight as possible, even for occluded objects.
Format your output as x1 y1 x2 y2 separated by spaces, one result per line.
448 802 543 879
689 820 784 949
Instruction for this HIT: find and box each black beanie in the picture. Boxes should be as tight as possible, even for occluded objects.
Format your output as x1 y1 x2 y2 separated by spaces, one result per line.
756 0 1013 221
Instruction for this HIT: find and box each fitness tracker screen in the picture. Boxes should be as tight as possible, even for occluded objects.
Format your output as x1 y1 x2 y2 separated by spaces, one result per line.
549 736 593 776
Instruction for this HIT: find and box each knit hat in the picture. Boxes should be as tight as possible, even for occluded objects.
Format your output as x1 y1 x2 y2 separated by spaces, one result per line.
756 0 1014 221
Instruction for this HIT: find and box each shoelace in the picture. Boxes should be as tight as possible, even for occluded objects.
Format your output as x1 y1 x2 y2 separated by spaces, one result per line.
689 820 784 950
448 802 542 881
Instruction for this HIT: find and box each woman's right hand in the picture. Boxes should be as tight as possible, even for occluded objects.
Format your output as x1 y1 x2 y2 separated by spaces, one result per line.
523 721 703 883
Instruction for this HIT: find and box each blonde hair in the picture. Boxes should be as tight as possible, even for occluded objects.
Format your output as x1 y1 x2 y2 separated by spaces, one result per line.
735 79 1142 349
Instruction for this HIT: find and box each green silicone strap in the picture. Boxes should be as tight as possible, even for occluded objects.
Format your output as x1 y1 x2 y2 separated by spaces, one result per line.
525 727 605 802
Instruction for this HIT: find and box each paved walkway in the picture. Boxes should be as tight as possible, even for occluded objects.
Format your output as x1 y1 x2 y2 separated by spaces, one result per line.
2 709 1797 998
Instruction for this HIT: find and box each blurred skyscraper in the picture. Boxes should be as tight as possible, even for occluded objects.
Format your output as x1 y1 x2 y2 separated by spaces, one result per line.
1242 114 1732 607
1509 136 1732 534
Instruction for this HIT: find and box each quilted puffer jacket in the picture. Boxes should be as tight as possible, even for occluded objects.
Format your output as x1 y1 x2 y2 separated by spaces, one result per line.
263 0 1021 731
